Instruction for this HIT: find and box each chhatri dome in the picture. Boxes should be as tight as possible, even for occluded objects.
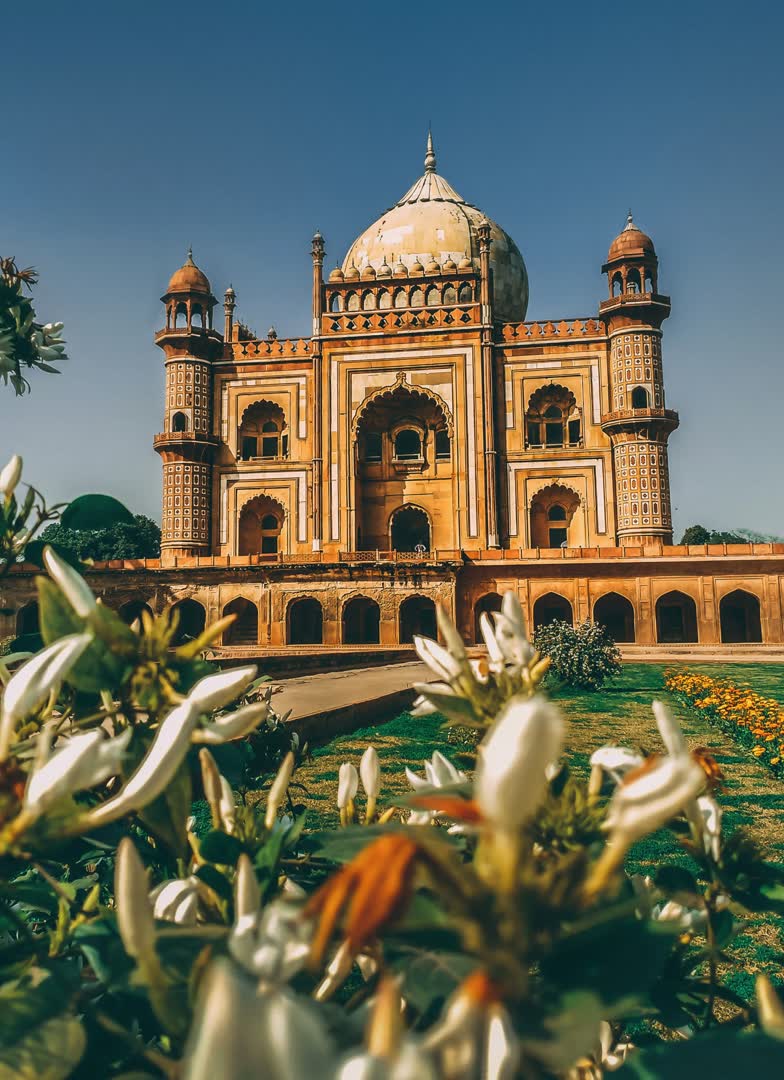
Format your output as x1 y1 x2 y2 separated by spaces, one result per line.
166 248 211 294
342 134 529 321
607 211 656 262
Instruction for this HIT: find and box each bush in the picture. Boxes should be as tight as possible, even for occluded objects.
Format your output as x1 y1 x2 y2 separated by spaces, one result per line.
533 618 622 690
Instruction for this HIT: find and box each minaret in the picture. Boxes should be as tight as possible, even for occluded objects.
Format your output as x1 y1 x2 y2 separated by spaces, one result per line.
600 214 678 546
311 230 325 551
153 250 223 561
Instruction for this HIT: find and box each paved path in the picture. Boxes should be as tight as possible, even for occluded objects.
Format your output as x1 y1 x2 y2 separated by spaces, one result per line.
269 661 431 741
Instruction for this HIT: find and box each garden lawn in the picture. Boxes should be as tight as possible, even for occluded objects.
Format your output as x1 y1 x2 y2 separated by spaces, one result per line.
294 662 784 999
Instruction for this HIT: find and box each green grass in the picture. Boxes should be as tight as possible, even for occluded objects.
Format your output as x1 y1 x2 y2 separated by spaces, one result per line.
293 662 784 990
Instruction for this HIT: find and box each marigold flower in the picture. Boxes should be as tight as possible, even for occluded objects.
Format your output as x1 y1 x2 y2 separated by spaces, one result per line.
304 833 422 965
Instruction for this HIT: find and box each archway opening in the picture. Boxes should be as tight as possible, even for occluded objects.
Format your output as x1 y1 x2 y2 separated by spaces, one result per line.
223 597 259 647
15 601 40 637
719 589 762 644
171 599 206 645
593 592 635 643
399 596 437 643
118 600 153 626
655 591 698 643
287 598 323 645
342 597 381 645
238 495 284 556
533 593 573 629
238 400 288 461
390 505 430 553
171 411 187 433
474 592 502 644
529 484 581 548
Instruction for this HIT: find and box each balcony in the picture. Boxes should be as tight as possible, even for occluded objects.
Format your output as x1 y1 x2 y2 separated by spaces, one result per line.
600 408 679 434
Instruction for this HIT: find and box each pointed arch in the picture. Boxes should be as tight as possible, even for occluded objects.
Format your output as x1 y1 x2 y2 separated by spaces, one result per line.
170 598 206 645
222 596 259 646
352 372 454 437
239 494 285 555
342 595 381 645
593 592 635 642
719 589 762 643
399 595 437 643
655 590 698 643
533 593 573 628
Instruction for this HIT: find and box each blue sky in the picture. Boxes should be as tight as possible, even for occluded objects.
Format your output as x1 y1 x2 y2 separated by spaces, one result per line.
3 1 783 536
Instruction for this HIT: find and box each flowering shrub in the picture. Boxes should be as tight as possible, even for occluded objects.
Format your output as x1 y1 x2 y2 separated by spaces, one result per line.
4 455 784 1077
666 669 784 777
532 618 622 690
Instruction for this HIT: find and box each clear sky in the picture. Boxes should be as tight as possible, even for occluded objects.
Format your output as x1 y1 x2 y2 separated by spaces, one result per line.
3 1 782 538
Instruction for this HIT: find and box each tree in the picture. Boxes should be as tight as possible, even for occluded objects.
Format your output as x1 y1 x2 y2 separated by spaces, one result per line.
680 524 711 545
679 524 747 545
0 257 67 394
39 514 161 561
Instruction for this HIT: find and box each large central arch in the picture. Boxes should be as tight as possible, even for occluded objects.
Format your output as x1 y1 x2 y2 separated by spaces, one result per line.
390 504 431 552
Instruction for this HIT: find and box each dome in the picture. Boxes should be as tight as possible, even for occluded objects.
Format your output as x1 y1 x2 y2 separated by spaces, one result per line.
328 265 345 282
167 248 211 294
607 212 656 262
342 134 528 321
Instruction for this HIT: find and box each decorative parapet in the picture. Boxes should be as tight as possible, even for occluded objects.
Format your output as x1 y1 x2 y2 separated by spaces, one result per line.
228 337 311 361
499 317 605 342
322 303 480 336
600 407 679 432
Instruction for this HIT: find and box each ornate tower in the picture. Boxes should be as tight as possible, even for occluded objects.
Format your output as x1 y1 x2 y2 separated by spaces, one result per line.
600 215 679 546
154 250 223 561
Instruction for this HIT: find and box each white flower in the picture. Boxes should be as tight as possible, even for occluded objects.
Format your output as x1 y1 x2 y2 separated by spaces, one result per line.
693 794 723 862
475 695 564 828
604 754 705 847
199 748 233 832
81 698 200 827
336 1041 437 1080
183 959 334 1080
424 975 519 1080
228 896 312 982
589 746 645 785
192 699 270 744
756 975 784 1041
488 591 535 670
219 775 236 833
116 838 159 979
234 853 261 921
265 751 295 829
338 762 359 809
652 700 689 757
24 727 132 816
413 635 464 682
0 454 22 497
150 878 202 925
187 665 258 714
43 546 96 618
0 633 93 760
360 746 380 801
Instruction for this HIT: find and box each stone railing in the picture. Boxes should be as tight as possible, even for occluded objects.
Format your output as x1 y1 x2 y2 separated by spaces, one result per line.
499 317 604 341
600 407 679 429
323 305 480 336
229 337 311 360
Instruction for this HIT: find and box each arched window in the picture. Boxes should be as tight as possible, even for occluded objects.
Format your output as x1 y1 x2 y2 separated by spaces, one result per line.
626 268 641 294
329 293 343 313
644 271 655 294
362 432 383 463
191 304 204 328
593 593 635 643
394 288 407 309
362 290 376 311
443 283 457 305
171 411 187 433
425 285 440 307
655 591 698 643
458 283 472 303
533 593 573 629
342 596 381 645
170 599 206 645
287 598 323 645
393 428 422 461
399 596 437 643
378 290 391 310
222 597 259 646
390 505 430 552
474 592 502 644
526 385 580 448
410 287 425 308
346 291 359 312
612 273 623 297
174 302 187 328
529 483 580 548
719 590 762 643
631 386 650 409
239 401 288 461
238 495 285 556
435 430 450 459
15 601 40 638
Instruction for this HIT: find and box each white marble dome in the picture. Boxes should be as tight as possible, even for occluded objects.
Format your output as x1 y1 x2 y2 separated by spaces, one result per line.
342 135 528 321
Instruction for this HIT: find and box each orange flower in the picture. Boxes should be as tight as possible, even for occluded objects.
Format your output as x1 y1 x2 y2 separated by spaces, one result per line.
304 833 423 966
408 795 483 823
691 747 724 791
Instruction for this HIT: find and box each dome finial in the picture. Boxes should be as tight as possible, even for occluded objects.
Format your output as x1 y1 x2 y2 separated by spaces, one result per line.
425 128 437 173
624 209 635 231
185 245 196 266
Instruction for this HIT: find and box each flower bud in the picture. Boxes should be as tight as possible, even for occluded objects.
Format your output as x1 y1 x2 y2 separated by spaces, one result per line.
24 727 131 816
0 454 22 497
0 633 92 760
234 853 261 921
187 665 258 714
265 751 294 830
337 762 359 810
360 745 380 802
116 838 158 977
475 695 564 828
43 546 96 618
199 748 224 830
150 878 200 925
192 700 270 745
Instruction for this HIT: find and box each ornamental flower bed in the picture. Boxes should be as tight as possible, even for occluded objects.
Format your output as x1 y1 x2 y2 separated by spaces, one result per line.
665 669 784 777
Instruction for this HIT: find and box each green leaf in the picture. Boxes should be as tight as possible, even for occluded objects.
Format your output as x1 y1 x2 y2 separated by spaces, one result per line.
615 1030 784 1078
137 758 192 859
654 866 699 896
38 577 125 692
0 1014 86 1080
60 494 134 531
198 830 243 865
195 864 233 903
